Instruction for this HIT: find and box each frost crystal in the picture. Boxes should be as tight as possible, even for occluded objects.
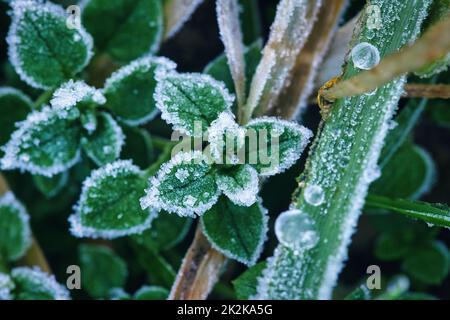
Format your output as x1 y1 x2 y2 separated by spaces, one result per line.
0 273 14 300
351 42 380 70
274 209 319 251
304 184 325 206
216 165 259 207
11 267 70 300
51 80 105 115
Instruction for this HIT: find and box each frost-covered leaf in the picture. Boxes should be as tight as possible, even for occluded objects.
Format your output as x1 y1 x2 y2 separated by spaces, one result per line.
81 112 125 166
81 0 163 62
50 80 106 118
141 151 219 217
133 285 168 300
201 197 268 266
108 287 131 300
232 261 266 300
103 56 176 126
1 107 82 177
155 71 234 137
207 111 245 165
11 267 70 300
216 165 259 207
7 0 93 89
371 143 436 199
69 160 156 239
0 273 15 300
205 39 262 98
245 117 312 176
0 87 32 156
0 192 31 262
402 241 450 285
32 172 68 198
133 212 192 252
79 244 128 298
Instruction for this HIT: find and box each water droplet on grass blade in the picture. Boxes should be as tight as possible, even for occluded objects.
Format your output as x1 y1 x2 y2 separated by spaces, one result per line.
351 42 380 70
304 184 325 206
275 209 319 251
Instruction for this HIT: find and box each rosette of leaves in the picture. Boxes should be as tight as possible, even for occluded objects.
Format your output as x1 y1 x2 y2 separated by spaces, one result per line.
0 55 176 177
138 70 313 264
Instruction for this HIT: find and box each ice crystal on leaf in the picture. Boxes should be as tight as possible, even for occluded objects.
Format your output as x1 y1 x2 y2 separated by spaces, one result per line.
0 192 32 262
1 106 81 177
69 160 156 239
0 273 15 300
216 165 259 207
7 0 93 89
154 71 235 137
11 267 70 300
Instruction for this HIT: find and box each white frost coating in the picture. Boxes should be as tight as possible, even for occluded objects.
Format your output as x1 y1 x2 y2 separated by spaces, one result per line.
0 192 32 261
163 0 204 39
69 160 156 239
140 151 220 217
246 117 313 176
154 70 235 137
51 80 105 113
103 55 177 126
0 273 15 300
216 165 259 207
11 267 70 300
201 198 269 266
7 0 93 90
245 0 322 120
0 86 33 108
216 0 246 109
207 111 245 164
81 113 125 166
0 106 81 177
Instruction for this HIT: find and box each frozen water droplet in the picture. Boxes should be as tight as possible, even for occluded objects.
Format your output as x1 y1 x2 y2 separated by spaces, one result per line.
351 42 380 70
275 209 319 251
304 184 325 206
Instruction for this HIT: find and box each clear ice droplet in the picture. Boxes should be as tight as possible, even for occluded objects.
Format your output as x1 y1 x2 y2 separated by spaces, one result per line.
304 184 325 206
275 209 319 251
351 42 380 70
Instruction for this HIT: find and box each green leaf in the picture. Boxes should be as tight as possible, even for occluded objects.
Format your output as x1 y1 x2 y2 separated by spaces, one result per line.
81 112 125 166
232 261 266 300
216 165 259 207
0 192 31 262
79 244 128 298
344 285 371 300
1 107 82 177
366 194 450 229
155 72 234 137
82 0 163 62
104 56 176 126
121 126 154 169
132 212 192 252
201 196 268 266
204 39 262 98
69 160 156 239
108 287 131 300
370 143 436 199
32 172 68 198
133 285 168 300
0 87 32 156
402 241 450 285
0 273 15 300
428 100 450 128
11 267 70 300
141 151 220 217
244 117 312 176
374 232 413 261
377 275 410 300
7 0 93 89
399 292 438 300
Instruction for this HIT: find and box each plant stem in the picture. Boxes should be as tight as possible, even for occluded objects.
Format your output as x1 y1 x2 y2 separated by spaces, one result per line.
163 0 204 40
34 89 54 109
255 0 433 300
168 224 227 300
403 83 450 99
0 173 51 273
321 13 450 101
